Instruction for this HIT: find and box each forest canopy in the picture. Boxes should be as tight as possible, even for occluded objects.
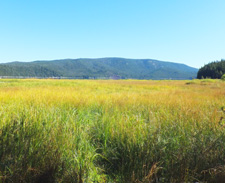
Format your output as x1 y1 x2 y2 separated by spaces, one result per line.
197 59 225 79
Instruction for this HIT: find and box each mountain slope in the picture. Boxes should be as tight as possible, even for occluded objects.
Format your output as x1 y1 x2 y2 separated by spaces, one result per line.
0 58 198 79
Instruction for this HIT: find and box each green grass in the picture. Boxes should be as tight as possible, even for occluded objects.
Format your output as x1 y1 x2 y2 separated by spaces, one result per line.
0 79 225 182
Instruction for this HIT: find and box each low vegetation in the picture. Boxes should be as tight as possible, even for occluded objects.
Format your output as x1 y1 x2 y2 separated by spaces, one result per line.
0 79 225 182
221 74 225 81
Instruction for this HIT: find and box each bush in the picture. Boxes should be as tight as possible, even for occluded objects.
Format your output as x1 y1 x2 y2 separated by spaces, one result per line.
221 74 225 80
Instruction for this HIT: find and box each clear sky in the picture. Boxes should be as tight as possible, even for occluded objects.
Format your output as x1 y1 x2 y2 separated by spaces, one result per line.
0 0 224 68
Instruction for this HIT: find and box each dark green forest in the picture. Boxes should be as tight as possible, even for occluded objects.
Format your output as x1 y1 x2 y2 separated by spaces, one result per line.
197 60 225 79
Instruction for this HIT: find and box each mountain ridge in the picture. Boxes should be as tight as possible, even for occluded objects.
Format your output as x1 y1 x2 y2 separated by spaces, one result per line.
0 57 198 79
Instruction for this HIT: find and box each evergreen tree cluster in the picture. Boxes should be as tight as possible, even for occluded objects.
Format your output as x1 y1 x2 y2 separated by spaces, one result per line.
197 59 225 79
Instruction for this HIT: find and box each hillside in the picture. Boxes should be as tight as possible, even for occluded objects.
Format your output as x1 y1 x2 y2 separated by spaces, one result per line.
0 58 198 79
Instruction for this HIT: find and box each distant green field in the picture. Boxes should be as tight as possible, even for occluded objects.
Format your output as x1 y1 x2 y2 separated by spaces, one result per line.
0 79 225 182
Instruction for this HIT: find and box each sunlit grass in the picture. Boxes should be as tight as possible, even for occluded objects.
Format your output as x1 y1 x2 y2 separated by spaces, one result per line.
0 79 225 182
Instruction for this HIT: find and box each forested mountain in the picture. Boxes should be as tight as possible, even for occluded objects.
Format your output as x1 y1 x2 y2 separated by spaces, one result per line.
197 59 225 79
0 58 198 79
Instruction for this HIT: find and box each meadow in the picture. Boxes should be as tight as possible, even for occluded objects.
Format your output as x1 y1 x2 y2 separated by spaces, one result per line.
0 79 225 183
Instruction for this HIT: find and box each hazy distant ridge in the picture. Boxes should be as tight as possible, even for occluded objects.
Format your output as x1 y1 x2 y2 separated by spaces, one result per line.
0 58 198 79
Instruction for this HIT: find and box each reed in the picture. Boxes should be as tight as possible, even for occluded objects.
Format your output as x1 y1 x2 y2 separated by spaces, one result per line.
0 79 224 182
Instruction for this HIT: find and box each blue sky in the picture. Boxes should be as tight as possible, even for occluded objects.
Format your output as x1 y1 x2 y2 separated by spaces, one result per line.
0 0 224 68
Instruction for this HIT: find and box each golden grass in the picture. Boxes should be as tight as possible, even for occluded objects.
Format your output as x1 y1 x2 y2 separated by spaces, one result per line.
0 79 225 182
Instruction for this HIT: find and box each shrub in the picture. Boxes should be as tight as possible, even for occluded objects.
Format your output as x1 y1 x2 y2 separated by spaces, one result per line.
221 74 225 80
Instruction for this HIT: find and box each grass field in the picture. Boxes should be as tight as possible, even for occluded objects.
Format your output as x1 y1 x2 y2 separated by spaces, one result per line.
0 79 225 183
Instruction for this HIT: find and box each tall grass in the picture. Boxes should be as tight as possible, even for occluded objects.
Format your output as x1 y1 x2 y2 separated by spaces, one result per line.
0 79 225 182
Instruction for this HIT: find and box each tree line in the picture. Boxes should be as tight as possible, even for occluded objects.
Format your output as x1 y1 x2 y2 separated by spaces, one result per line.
197 59 225 79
